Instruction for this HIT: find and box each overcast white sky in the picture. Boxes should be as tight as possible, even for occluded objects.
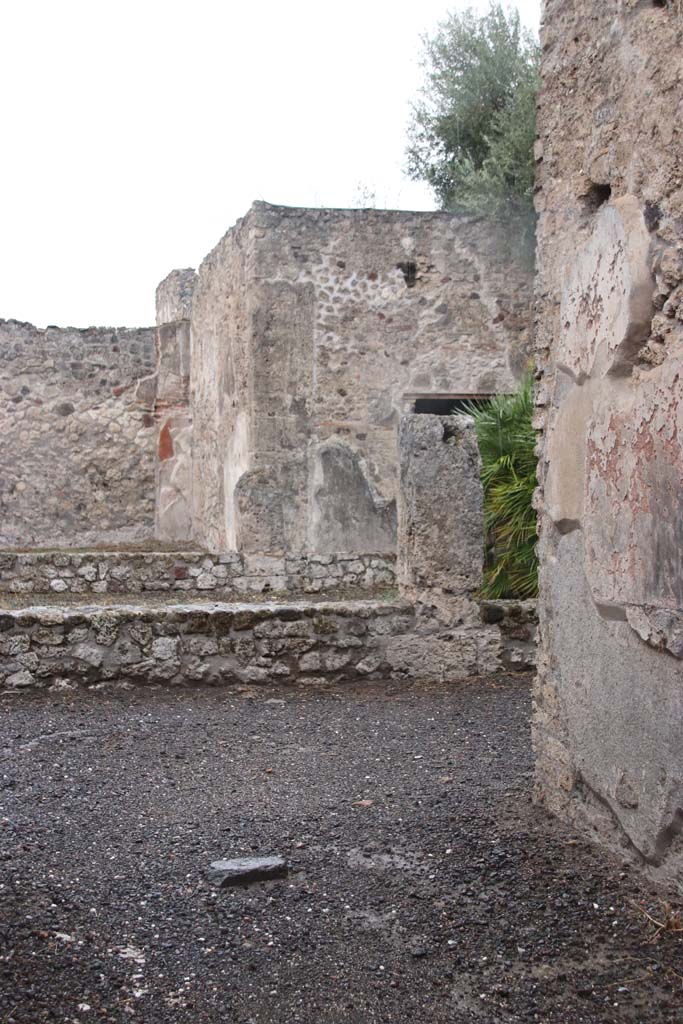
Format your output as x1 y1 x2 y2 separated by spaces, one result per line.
0 0 541 328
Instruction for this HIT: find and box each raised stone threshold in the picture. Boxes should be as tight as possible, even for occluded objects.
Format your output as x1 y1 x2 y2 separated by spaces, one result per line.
0 549 396 599
0 593 536 692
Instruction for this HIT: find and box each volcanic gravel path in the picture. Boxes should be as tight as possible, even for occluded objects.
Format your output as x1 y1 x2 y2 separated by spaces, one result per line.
0 677 680 1023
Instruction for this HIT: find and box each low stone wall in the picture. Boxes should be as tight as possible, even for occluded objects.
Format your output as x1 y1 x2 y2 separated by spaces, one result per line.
0 599 416 690
480 600 537 671
0 551 396 599
0 592 531 692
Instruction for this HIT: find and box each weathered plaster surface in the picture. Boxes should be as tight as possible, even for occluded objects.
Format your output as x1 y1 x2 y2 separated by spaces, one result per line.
535 0 683 890
0 320 157 548
154 269 197 543
184 204 533 555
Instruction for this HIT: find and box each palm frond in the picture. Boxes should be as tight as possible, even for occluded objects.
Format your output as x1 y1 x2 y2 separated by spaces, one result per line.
462 373 538 599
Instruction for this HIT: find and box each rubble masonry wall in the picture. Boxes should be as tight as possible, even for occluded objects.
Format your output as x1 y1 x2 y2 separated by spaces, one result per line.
0 550 396 599
181 203 533 555
0 320 157 548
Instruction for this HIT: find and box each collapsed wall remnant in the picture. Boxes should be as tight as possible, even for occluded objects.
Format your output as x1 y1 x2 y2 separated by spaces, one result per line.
165 203 533 554
534 0 683 890
0 320 157 548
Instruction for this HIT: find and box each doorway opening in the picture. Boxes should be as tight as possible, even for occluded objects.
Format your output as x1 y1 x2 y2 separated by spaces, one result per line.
409 393 493 416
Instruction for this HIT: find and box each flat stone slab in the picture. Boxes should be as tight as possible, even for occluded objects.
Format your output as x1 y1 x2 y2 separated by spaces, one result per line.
207 856 288 887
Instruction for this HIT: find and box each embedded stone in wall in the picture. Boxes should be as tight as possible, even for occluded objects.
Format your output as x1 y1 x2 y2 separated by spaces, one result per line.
0 598 416 691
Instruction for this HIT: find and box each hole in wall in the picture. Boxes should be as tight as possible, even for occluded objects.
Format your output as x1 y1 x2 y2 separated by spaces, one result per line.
412 395 493 415
397 261 417 287
652 0 668 8
582 182 612 213
644 201 663 231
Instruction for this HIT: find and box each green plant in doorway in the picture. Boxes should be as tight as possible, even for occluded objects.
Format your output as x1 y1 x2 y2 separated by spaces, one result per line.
464 374 538 599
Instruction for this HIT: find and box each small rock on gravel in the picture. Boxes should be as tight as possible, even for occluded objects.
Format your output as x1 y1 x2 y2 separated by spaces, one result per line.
207 855 288 886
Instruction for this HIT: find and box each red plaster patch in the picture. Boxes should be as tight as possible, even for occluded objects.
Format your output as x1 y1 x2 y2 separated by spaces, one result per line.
158 422 174 461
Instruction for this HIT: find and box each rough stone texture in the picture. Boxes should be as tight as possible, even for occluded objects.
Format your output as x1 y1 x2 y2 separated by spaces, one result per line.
534 0 683 891
0 320 157 548
0 550 396 599
0 598 418 690
480 599 538 672
0 412 535 689
0 586 531 691
398 415 484 596
184 203 533 555
394 414 502 681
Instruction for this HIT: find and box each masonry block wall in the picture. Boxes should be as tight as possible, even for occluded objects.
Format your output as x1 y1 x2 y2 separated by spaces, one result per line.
534 0 683 890
175 202 533 555
0 320 157 549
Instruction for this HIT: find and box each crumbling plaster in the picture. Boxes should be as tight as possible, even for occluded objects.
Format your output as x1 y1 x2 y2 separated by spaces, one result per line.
534 0 683 889
173 203 533 556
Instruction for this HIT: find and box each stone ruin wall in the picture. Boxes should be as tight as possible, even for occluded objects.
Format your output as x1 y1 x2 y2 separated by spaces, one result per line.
534 0 683 890
0 413 535 693
0 320 157 549
0 205 537 689
0 206 533 562
172 203 533 556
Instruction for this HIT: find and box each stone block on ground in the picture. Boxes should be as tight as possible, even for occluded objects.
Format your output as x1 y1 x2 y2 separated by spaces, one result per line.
207 856 288 887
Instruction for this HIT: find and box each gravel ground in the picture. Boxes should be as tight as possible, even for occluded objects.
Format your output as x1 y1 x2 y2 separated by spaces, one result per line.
1 676 681 1023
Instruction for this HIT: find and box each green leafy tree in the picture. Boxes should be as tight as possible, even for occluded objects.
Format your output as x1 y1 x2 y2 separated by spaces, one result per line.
466 375 538 599
407 2 539 235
